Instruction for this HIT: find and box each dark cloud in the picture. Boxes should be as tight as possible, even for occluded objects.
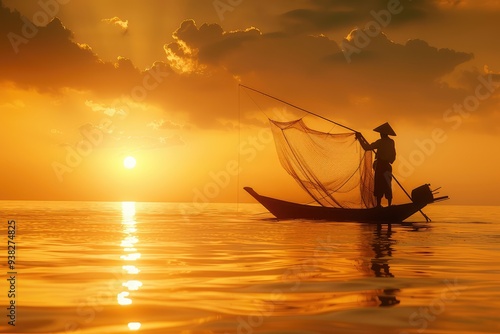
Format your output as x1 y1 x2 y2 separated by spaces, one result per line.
165 19 341 74
279 0 439 35
0 3 172 96
0 2 485 131
339 30 473 79
163 20 475 127
280 8 359 34
165 19 262 69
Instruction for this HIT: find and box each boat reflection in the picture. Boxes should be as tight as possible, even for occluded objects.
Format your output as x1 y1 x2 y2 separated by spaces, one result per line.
360 224 401 307
373 225 401 307
370 225 395 278
120 202 142 330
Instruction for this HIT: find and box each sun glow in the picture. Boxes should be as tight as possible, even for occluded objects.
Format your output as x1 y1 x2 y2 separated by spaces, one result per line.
128 322 142 331
123 156 137 169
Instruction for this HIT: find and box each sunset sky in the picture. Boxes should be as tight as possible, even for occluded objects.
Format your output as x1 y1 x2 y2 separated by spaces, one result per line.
1 0 499 205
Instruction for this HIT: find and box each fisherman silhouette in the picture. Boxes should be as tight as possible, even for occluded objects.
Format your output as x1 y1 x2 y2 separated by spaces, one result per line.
355 123 396 208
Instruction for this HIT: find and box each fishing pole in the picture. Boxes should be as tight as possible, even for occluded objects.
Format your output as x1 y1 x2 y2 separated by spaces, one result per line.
239 84 358 133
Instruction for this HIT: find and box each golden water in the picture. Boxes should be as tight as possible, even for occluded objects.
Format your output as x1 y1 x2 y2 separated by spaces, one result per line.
0 201 499 333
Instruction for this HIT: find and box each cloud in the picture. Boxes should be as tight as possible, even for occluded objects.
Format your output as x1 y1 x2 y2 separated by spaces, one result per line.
0 3 487 132
161 20 475 128
339 29 473 78
166 19 473 82
164 19 343 76
85 100 127 118
436 0 500 8
0 3 172 98
148 119 184 130
164 20 262 73
278 0 439 35
102 16 129 33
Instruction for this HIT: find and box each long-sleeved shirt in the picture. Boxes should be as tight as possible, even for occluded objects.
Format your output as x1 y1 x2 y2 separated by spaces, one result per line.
359 136 396 163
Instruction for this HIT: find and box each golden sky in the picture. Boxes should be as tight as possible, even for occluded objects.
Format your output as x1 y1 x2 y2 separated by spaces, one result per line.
1 0 499 205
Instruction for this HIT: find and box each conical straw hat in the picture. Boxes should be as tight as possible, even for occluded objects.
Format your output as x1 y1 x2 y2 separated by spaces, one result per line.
373 122 396 136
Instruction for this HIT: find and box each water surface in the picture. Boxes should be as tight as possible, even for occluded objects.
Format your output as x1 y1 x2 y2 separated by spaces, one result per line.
0 201 499 333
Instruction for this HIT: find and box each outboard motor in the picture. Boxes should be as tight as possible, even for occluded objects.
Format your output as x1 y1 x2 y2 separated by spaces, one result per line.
411 184 435 205
411 184 449 204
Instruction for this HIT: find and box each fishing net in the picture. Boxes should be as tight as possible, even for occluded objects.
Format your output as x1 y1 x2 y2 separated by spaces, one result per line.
270 118 376 208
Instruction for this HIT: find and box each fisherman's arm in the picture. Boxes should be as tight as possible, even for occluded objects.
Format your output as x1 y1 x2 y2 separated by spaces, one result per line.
355 132 374 151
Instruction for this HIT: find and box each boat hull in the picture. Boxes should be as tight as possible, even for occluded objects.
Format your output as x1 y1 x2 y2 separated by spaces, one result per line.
244 187 429 223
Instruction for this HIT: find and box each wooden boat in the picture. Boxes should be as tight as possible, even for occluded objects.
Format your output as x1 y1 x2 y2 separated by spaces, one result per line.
244 185 448 223
239 85 449 223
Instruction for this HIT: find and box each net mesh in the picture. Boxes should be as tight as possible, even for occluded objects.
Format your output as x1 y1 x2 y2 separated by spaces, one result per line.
270 118 376 208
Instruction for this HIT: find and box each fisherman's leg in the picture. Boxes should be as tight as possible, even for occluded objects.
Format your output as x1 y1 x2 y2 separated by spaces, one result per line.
383 168 393 206
373 165 384 207
385 188 393 206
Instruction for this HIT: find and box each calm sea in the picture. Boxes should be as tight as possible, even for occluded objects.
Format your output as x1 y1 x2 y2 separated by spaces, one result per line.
0 201 499 334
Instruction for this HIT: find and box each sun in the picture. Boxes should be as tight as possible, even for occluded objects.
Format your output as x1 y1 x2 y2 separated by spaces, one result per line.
123 156 137 169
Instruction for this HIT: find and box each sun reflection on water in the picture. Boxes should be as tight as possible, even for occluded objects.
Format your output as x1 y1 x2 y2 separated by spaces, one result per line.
123 280 143 291
122 265 140 274
120 202 143 331
117 291 133 306
128 322 142 331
